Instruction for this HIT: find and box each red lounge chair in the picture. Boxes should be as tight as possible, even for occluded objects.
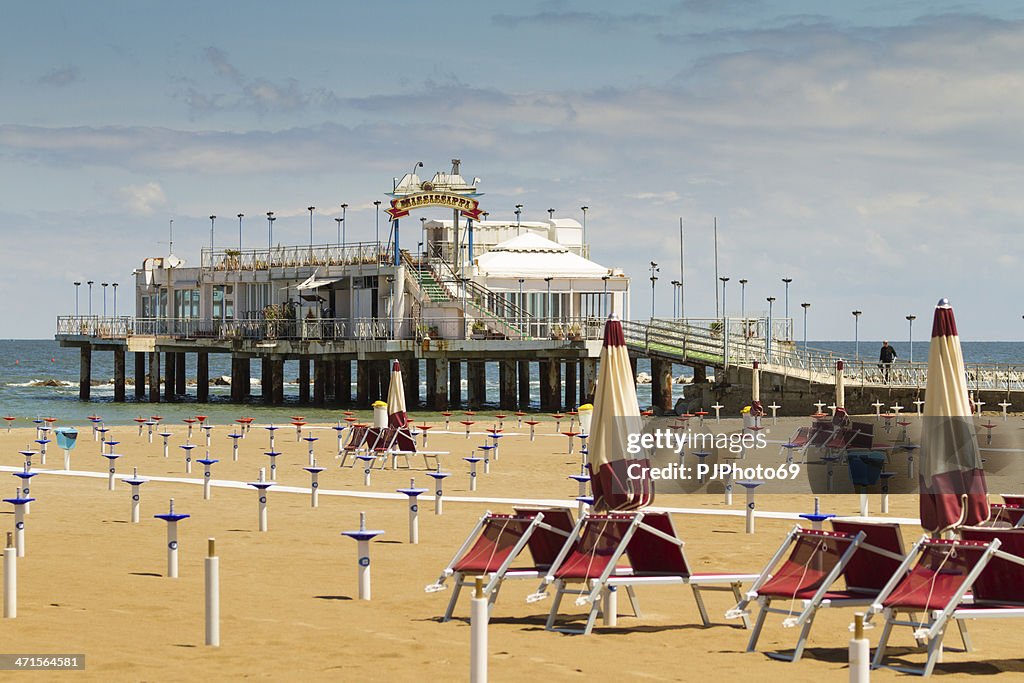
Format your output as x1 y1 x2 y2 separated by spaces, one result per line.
988 503 1024 528
728 520 905 662
531 511 759 635
338 425 368 467
865 531 1024 676
426 507 578 621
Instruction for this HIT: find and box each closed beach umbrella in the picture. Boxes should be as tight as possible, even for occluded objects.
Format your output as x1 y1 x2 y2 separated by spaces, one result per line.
587 314 653 510
919 299 989 533
387 359 416 452
835 360 845 409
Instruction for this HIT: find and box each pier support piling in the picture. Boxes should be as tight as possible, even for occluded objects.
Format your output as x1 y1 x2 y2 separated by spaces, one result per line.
449 361 462 408
651 358 673 413
542 361 562 412
564 361 577 410
148 351 160 403
404 359 419 408
164 352 177 401
357 361 369 406
196 352 209 403
134 352 146 399
299 358 311 404
175 352 186 396
271 359 284 405
261 357 273 405
113 348 125 402
428 358 449 410
79 346 92 401
230 356 246 403
518 361 531 409
581 359 597 404
335 360 351 405
499 360 517 410
467 361 485 408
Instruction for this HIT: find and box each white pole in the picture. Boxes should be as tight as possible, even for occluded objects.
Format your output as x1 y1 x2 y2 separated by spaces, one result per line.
64 448 71 470
724 471 733 505
602 585 618 627
108 462 116 491
3 532 15 618
131 484 141 523
258 489 268 533
859 491 869 517
745 487 756 533
849 613 869 683
310 471 320 508
204 466 212 500
470 576 488 683
14 506 26 558
167 520 179 578
205 538 220 647
357 539 372 600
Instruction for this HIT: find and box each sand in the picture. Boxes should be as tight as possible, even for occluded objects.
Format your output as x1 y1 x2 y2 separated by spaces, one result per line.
0 413 1022 681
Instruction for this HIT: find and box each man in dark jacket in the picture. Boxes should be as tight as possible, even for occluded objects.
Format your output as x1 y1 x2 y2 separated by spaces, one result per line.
879 340 897 382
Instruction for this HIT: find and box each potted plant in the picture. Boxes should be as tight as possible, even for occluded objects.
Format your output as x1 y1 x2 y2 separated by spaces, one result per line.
550 323 565 340
471 321 488 340
567 322 583 340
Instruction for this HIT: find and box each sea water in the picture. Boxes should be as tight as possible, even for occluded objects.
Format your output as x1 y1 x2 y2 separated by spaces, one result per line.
1 339 1021 425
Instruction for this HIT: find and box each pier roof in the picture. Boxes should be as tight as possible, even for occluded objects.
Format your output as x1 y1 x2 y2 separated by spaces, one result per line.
475 233 610 278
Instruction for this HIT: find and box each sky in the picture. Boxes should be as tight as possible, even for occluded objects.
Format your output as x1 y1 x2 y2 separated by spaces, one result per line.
3 0 1024 340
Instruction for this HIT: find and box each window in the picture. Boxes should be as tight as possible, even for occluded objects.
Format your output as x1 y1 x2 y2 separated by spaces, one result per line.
174 289 200 319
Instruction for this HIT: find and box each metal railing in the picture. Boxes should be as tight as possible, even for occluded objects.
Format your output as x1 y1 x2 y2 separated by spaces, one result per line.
200 241 390 271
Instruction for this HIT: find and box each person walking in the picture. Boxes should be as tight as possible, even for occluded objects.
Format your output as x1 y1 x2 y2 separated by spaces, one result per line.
879 340 897 382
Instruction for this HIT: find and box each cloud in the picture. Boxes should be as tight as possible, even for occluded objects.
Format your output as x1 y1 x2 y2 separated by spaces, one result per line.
116 182 167 215
38 66 80 87
626 191 681 204
492 10 662 30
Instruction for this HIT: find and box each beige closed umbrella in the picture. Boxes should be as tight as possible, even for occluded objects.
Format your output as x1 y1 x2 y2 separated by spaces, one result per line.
919 299 989 534
587 314 653 511
751 360 760 403
386 359 416 452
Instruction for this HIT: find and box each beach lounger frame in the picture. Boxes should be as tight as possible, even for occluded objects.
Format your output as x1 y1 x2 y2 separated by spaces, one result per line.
728 522 906 662
338 425 369 467
532 511 758 636
425 507 579 621
863 533 1024 677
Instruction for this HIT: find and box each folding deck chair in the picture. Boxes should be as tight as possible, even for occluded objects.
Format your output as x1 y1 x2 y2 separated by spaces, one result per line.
987 503 1024 528
865 529 1024 676
425 507 578 620
530 511 759 635
385 428 447 470
727 519 906 662
338 425 369 467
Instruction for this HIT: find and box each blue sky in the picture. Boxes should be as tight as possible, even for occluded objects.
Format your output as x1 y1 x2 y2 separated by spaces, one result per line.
3 0 1024 339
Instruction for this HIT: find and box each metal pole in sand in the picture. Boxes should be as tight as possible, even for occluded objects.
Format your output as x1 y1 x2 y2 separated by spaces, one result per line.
304 435 318 466
227 432 243 462
264 424 279 453
799 497 835 531
248 468 273 532
3 532 15 618
768 403 780 424
202 424 213 453
426 466 451 515
723 467 733 505
160 431 172 458
35 433 50 465
4 489 32 557
464 456 482 492
145 420 156 444
102 453 122 491
341 512 384 601
205 538 220 647
712 404 723 422
179 443 197 474
55 427 78 470
602 585 618 627
470 575 488 683
332 424 346 456
396 479 428 544
154 498 190 578
264 451 281 481
197 458 219 500
849 613 869 683
13 463 37 514
304 460 325 508
738 481 763 534
879 472 895 514
356 455 376 486
123 468 147 523
1000 401 1012 421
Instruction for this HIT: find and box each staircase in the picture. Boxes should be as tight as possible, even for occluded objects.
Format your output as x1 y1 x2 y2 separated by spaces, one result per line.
408 260 451 303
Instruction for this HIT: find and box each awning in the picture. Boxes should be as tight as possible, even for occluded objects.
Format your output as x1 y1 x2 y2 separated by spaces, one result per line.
296 274 341 291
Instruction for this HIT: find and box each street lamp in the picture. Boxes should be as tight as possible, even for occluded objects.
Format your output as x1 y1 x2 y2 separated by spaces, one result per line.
801 302 811 361
852 310 862 360
340 203 348 262
547 208 555 220
209 215 216 251
906 314 917 363
237 213 244 252
74 281 81 317
649 261 659 318
101 282 109 317
602 274 611 318
719 276 730 319
544 276 554 332
335 217 344 258
515 204 523 235
739 278 748 333
87 280 94 316
766 296 776 361
518 278 525 335
307 206 316 260
266 211 275 252
420 217 426 259
581 205 588 246
670 280 680 317
112 283 118 317
782 278 792 320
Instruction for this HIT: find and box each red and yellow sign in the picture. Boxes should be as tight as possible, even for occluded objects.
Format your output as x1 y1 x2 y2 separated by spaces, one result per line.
386 191 483 220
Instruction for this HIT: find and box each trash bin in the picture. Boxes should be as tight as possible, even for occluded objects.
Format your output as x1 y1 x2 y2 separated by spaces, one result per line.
55 427 78 451
372 400 388 428
578 404 593 434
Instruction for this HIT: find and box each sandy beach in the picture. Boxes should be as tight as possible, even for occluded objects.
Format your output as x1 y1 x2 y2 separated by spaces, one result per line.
1 413 1022 681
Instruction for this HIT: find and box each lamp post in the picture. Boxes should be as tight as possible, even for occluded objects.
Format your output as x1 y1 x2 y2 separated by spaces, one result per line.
649 261 659 319
719 276 729 320
307 206 316 261
101 282 108 317
74 281 81 317
373 200 382 272
236 213 244 254
340 203 348 261
87 281 94 316
852 310 862 361
602 274 610 318
518 278 525 335
670 280 680 318
335 217 343 257
266 211 275 251
782 278 792 318
547 208 555 219
420 217 426 260
544 276 553 321
801 303 811 363
209 215 216 251
766 296 775 362
581 205 588 247
515 204 522 235
112 283 118 317
739 278 748 334
906 314 916 363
